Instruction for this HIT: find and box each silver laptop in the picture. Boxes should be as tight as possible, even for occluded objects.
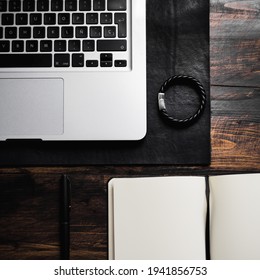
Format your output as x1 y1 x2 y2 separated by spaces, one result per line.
0 0 146 141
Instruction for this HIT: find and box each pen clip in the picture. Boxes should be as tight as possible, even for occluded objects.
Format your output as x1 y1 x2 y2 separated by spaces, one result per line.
63 174 71 212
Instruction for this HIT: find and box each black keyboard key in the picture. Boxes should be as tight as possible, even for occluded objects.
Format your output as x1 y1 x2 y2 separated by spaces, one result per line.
86 60 98 67
97 40 127 51
90 26 102 38
54 54 70 67
0 40 10 52
83 40 95 51
93 0 105 11
101 61 112 67
23 0 35 11
72 13 84 24
5 27 17 38
107 0 126 11
51 0 63 11
115 60 127 67
101 53 112 67
47 26 59 38
58 13 70 24
30 13 42 25
44 13 56 25
26 40 38 52
79 0 91 11
61 26 73 38
101 53 113 61
19 27 31 38
0 0 7 12
37 0 49 11
0 54 52 67
51 0 63 12
69 40 80 51
115 13 127 38
9 0 21 12
76 27 88 38
0 27 3 39
2 14 14 25
86 13 98 24
40 40 52 52
12 40 24 52
100 13 112 24
104 26 116 38
19 27 31 39
33 27 45 38
72 53 84 67
16 13 28 25
54 40 66 52
65 0 77 11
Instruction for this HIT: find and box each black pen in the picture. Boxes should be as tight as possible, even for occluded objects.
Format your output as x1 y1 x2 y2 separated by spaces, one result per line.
60 174 71 260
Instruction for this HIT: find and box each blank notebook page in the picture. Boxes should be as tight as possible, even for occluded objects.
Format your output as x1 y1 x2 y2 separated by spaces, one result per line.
210 174 260 260
109 177 207 260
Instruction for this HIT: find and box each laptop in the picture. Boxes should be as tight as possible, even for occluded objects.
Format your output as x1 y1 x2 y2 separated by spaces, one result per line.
0 0 146 141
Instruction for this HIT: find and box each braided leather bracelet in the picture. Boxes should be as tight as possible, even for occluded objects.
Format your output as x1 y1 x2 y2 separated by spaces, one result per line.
158 75 206 126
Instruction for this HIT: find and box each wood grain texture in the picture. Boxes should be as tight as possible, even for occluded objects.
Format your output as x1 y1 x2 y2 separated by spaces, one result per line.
0 174 60 259
0 173 108 260
69 175 108 260
211 86 260 170
0 0 260 260
210 0 260 87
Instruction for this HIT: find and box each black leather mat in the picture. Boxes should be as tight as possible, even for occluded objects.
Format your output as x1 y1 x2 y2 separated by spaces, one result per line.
0 0 210 166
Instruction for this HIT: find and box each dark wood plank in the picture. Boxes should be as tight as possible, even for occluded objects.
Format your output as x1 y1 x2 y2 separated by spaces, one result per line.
0 174 61 259
210 86 260 170
0 173 109 260
210 0 260 86
69 174 108 260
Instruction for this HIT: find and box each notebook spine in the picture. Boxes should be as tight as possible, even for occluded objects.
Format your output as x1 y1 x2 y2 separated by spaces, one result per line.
205 176 211 260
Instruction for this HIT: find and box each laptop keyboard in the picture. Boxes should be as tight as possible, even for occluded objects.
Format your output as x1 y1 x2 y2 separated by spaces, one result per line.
0 0 130 69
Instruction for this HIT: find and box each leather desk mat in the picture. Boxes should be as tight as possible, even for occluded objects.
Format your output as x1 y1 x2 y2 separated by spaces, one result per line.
0 0 210 166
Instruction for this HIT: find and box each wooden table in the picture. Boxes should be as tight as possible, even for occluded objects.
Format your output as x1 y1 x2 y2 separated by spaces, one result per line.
0 0 259 259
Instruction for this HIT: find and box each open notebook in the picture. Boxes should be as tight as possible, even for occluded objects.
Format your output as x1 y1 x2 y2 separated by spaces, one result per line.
108 174 260 260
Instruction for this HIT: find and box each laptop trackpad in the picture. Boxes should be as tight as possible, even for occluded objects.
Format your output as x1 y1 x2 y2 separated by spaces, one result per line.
0 78 64 136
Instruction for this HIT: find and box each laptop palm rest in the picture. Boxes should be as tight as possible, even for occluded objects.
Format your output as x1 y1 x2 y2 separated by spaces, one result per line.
0 78 64 138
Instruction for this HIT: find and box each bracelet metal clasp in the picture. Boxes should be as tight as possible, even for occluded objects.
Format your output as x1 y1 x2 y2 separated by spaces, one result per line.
158 92 166 111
